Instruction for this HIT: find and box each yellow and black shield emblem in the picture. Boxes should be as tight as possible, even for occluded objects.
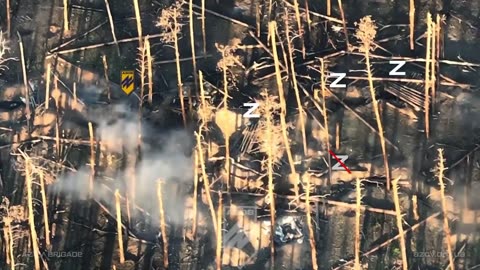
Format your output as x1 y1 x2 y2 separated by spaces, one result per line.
121 70 135 95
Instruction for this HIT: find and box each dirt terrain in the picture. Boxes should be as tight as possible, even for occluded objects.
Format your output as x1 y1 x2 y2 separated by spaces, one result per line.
0 0 479 269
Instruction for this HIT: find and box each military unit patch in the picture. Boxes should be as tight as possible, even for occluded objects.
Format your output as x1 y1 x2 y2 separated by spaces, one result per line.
121 70 135 95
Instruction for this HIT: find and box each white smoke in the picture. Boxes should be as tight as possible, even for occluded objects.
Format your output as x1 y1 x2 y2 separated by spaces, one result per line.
53 104 194 227
95 104 141 153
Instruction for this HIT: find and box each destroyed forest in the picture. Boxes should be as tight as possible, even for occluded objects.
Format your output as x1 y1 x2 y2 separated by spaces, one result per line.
0 0 480 269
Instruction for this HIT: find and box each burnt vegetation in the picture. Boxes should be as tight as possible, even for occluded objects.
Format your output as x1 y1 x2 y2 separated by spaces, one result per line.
0 0 480 269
